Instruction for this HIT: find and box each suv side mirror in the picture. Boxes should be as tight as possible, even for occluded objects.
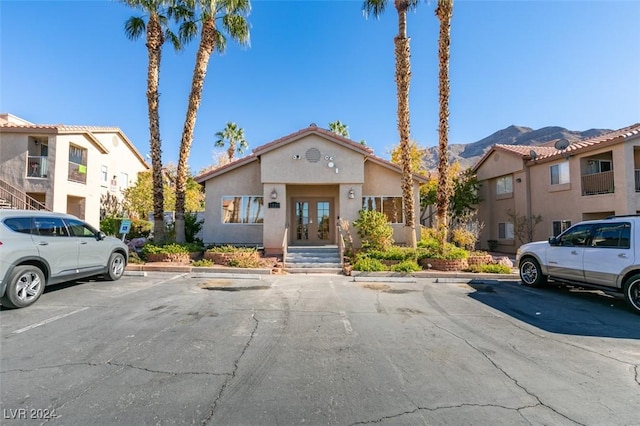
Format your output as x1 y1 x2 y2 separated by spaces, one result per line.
97 231 106 241
548 236 559 245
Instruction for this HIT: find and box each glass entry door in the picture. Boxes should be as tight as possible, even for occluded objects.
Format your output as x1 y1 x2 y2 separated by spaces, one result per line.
292 199 333 244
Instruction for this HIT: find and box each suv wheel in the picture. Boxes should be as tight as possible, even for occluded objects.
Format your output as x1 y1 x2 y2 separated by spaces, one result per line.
105 252 125 281
623 274 640 314
1 265 45 308
519 257 547 287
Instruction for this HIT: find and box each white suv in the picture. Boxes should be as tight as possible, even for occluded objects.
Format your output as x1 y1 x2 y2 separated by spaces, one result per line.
0 210 128 309
516 216 640 314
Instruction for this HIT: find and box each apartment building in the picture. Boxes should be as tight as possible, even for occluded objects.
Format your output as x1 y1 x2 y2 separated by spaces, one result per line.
0 113 149 227
473 123 640 254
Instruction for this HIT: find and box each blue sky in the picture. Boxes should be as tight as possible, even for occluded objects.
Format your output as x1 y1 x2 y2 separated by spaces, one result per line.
2 0 639 174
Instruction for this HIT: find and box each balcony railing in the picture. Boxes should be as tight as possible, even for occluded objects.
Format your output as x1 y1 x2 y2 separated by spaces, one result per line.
27 156 49 178
68 161 87 184
0 178 48 210
635 170 640 192
582 170 614 196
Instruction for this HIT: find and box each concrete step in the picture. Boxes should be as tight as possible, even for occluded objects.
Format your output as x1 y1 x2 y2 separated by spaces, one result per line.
285 267 343 274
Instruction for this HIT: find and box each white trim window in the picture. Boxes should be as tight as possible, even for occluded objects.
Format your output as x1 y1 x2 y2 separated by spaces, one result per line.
222 196 264 224
496 176 513 195
120 172 129 190
552 220 571 236
100 165 108 185
498 222 514 239
550 162 570 185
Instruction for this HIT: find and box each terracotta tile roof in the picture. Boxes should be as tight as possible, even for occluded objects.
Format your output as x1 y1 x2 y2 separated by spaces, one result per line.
474 123 640 170
195 124 428 183
0 114 149 168
253 123 374 156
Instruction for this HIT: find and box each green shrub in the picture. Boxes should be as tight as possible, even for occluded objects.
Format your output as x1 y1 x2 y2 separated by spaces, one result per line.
100 217 119 236
451 227 477 250
192 259 214 267
352 257 386 272
128 252 145 264
418 243 468 260
366 246 416 261
129 219 153 239
185 212 204 244
389 260 421 272
227 252 263 268
467 264 513 274
141 242 202 257
353 210 394 251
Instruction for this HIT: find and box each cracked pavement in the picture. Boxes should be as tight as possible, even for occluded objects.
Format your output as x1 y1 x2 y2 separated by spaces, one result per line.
1 273 638 425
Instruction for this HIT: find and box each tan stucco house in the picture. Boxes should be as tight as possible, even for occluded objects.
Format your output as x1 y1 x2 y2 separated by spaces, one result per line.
0 113 149 227
473 123 640 254
195 124 427 255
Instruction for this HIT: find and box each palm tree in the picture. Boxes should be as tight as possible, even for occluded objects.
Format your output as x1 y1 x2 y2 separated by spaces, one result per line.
174 0 251 243
328 120 350 138
215 122 248 162
363 0 420 248
121 0 190 243
435 0 453 246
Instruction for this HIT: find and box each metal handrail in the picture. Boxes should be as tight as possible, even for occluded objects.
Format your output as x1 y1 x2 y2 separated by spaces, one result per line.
0 179 49 210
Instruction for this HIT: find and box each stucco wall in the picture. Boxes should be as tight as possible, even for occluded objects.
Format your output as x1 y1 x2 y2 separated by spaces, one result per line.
202 160 263 245
0 129 147 228
260 135 364 184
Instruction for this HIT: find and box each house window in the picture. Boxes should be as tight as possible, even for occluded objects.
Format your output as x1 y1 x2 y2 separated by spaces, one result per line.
222 196 264 224
498 222 514 239
587 159 612 174
101 165 108 184
68 145 88 184
550 162 570 185
552 220 572 237
496 176 513 195
362 196 404 224
120 172 129 189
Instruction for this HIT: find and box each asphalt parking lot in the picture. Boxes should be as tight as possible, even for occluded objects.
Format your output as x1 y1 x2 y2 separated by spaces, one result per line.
1 272 639 425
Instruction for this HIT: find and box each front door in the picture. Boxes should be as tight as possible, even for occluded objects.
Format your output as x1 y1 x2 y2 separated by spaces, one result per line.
292 199 333 245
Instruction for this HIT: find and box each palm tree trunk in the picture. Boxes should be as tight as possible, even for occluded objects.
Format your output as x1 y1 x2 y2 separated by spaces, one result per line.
147 14 165 243
395 7 417 248
175 17 216 243
435 0 453 247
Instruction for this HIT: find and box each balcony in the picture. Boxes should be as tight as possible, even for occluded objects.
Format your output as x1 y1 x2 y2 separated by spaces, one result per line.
68 161 87 184
581 170 614 196
27 156 49 178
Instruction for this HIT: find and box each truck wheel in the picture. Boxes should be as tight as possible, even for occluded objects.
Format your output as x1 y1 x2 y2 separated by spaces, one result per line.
519 257 547 287
623 274 640 314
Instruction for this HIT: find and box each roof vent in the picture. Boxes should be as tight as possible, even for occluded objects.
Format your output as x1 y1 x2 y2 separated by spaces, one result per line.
305 148 321 163
309 123 317 128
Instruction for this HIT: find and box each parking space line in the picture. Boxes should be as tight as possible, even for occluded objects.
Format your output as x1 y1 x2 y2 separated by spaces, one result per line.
12 307 90 335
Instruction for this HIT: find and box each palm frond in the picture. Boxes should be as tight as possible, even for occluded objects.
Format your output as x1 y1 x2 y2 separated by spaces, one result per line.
124 16 146 40
362 0 388 19
221 14 250 46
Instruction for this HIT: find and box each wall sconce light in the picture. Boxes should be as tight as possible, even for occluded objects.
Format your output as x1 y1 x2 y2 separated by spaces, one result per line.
516 178 522 183
270 189 278 199
348 188 355 199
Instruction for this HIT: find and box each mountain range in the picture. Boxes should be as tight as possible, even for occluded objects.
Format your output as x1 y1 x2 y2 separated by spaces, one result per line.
423 125 612 170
